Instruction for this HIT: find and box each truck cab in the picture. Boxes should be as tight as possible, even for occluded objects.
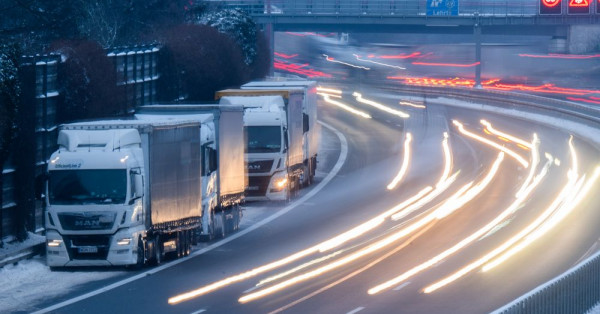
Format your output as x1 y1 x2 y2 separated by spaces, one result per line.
46 128 146 267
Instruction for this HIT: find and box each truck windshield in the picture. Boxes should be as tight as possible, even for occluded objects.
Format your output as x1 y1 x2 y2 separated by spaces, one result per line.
245 126 282 153
49 170 127 205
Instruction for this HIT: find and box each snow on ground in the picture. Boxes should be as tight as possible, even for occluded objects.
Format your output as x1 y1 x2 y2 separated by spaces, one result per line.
0 255 126 313
0 232 45 265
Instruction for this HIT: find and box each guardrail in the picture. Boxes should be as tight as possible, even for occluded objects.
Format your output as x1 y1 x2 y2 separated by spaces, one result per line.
492 250 600 314
210 0 539 17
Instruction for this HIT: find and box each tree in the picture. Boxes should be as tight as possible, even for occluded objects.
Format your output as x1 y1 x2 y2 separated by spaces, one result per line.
200 8 259 66
0 43 20 246
49 40 124 122
156 24 246 101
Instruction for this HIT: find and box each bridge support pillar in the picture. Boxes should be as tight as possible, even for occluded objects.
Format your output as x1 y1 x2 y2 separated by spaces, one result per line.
568 25 600 54
266 23 274 76
474 25 482 89
549 26 569 54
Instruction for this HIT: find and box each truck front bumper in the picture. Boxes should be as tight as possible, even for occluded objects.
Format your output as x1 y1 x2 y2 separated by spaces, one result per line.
46 230 141 267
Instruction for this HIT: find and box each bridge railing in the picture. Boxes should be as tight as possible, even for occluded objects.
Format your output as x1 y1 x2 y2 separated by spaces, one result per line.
211 0 539 16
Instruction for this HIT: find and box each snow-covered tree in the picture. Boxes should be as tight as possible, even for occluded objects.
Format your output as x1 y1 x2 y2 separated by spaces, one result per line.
200 8 259 66
0 43 21 246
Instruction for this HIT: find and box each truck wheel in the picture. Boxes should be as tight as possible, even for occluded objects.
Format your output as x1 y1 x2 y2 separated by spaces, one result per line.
133 238 145 269
152 236 162 266
176 231 183 258
184 230 191 256
216 211 226 238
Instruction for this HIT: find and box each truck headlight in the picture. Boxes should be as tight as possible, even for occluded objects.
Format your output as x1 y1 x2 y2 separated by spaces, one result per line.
117 238 132 246
271 171 288 191
47 239 63 247
275 177 288 189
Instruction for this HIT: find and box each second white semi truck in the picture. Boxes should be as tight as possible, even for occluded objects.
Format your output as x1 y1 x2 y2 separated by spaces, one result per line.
136 104 246 241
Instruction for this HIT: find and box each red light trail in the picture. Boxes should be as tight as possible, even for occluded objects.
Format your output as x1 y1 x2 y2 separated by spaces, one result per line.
412 61 481 68
518 53 600 59
387 75 600 97
273 59 333 78
371 52 430 59
567 97 600 105
274 52 298 59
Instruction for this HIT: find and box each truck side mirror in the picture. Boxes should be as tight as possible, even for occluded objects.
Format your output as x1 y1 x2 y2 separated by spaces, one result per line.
133 173 144 198
303 113 310 133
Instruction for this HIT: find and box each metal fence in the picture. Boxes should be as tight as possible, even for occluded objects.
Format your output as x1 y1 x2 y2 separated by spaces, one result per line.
107 45 160 113
493 250 600 313
1 45 159 241
211 0 540 16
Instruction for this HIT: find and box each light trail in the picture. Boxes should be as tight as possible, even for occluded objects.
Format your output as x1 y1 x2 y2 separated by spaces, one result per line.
353 54 406 70
384 155 549 295
316 86 342 95
323 54 370 70
352 92 410 118
412 61 480 68
437 132 452 188
170 133 455 305
373 52 430 59
320 94 372 119
480 120 533 149
169 132 453 305
516 134 540 198
423 138 581 293
241 151 488 303
387 133 412 190
391 173 458 221
518 53 600 59
399 101 426 109
453 120 529 168
274 52 298 59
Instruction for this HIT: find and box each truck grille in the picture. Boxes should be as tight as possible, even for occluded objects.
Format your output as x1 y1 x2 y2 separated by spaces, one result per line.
246 160 274 174
246 176 271 197
63 235 111 260
58 212 116 231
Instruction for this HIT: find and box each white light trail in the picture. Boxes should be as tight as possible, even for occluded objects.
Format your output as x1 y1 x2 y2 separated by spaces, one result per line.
323 54 370 70
387 133 412 190
353 54 406 70
453 120 529 168
321 94 372 119
353 92 410 118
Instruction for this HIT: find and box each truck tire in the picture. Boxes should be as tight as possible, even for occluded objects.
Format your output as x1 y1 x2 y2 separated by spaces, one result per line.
151 236 162 266
176 231 183 258
216 211 226 238
131 238 145 270
184 230 191 256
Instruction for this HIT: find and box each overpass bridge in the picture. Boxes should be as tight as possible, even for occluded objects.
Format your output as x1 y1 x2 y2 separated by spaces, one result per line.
217 0 599 34
212 0 600 82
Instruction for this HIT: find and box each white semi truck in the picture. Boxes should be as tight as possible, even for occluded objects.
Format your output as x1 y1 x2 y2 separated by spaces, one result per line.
241 80 319 186
136 104 246 241
216 89 305 201
46 120 202 267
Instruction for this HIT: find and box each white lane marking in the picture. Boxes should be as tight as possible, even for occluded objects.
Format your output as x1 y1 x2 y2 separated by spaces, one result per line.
33 120 348 314
393 282 411 291
190 309 206 314
346 306 366 314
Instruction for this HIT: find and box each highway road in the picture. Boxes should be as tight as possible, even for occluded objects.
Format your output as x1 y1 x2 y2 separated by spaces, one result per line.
30 80 600 313
25 33 600 314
